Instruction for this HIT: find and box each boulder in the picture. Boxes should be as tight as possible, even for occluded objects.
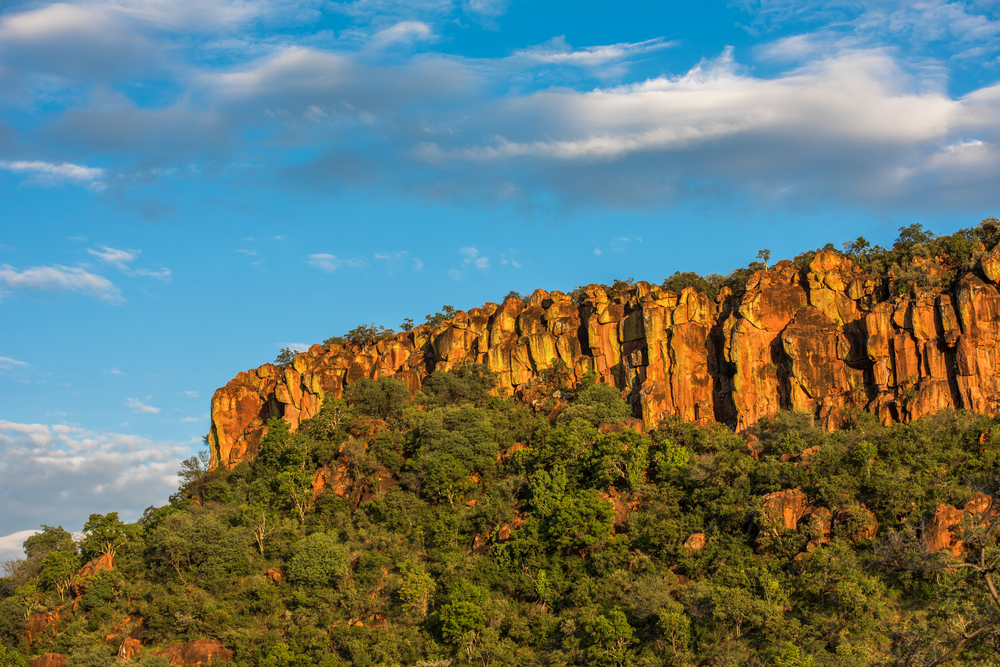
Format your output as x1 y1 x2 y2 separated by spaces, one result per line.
118 637 143 660
30 654 66 667
683 533 706 552
26 611 60 644
760 488 812 533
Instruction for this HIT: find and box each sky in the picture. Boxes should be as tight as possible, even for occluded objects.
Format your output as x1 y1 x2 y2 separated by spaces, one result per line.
1 0 999 559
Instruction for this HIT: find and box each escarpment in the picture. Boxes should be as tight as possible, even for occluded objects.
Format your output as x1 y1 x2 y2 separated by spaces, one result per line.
209 247 1000 469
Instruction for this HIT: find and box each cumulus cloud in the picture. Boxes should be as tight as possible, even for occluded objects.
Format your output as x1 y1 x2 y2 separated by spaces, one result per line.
307 253 367 272
125 397 160 413
0 264 122 302
0 420 189 538
0 160 105 187
0 529 41 561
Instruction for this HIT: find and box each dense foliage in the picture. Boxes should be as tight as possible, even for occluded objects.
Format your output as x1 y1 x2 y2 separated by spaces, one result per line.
5 362 1000 666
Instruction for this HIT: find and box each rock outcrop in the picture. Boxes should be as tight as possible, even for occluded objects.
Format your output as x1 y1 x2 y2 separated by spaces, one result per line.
923 492 996 556
29 654 66 667
209 251 1000 468
153 639 233 666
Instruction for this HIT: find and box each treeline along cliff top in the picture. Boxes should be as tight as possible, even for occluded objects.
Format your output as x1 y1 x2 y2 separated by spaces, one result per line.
7 220 1000 667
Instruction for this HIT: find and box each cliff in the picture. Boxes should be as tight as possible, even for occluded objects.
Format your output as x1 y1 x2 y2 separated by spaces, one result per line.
208 247 1000 469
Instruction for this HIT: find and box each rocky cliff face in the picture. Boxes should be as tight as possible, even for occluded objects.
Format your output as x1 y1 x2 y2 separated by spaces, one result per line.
208 248 1000 469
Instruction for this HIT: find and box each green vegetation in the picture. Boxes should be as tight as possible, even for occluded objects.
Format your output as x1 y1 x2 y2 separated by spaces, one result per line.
5 361 1000 666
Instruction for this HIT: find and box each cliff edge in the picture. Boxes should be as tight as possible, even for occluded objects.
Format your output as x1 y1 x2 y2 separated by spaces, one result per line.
208 248 1000 469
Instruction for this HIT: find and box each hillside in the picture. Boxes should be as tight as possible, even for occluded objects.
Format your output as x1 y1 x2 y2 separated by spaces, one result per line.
4 221 1000 667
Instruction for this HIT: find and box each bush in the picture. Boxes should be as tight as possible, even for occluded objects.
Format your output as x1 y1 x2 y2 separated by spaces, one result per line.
287 533 349 588
344 377 411 424
558 383 631 426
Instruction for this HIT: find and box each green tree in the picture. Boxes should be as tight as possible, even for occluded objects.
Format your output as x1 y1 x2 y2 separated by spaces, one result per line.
757 249 771 269
275 347 296 366
558 383 631 426
0 644 27 667
585 608 635 667
548 491 615 552
656 599 691 657
583 430 650 491
38 549 79 601
344 377 411 424
424 305 457 328
286 533 349 588
81 513 137 560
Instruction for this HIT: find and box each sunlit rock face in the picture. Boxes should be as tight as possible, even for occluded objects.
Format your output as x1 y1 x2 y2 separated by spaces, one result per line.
208 251 1000 468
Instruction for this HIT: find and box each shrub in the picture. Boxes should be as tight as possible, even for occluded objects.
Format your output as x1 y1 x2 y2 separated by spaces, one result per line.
287 533 349 588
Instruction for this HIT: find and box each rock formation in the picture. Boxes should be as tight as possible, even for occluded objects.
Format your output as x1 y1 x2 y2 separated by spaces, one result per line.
209 251 1000 468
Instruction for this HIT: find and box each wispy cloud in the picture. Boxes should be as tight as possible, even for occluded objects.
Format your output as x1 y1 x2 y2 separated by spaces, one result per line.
459 246 490 270
0 264 123 302
307 253 368 272
88 245 138 270
0 357 28 370
0 160 105 188
125 398 160 414
184 390 198 398
87 246 171 280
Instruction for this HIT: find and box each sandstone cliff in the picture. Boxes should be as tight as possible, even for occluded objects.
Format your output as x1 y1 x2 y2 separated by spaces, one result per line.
208 248 1000 469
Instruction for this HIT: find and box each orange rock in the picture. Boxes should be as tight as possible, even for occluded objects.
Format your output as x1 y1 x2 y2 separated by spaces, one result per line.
30 654 66 667
118 637 143 660
155 639 233 666
76 552 115 579
924 504 965 556
683 533 706 552
761 488 811 533
26 611 60 644
266 568 283 582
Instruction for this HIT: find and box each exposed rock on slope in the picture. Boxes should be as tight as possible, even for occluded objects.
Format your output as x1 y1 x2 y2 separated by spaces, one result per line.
209 251 1000 468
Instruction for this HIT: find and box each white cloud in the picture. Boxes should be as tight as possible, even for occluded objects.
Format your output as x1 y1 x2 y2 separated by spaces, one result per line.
594 248 603 256
513 36 676 68
88 245 138 270
180 417 201 423
0 264 123 302
0 529 41 562
0 421 189 538
475 256 489 270
87 246 170 279
0 160 105 187
369 21 435 49
103 368 125 376
125 397 160 414
281 342 310 352
0 357 28 370
307 253 367 272
134 268 171 280
184 390 198 397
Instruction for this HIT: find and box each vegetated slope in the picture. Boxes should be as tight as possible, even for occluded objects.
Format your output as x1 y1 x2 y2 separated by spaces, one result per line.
4 221 1000 667
210 219 1000 470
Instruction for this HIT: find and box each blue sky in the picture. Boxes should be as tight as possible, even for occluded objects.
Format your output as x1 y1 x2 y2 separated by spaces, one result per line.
1 0 999 556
